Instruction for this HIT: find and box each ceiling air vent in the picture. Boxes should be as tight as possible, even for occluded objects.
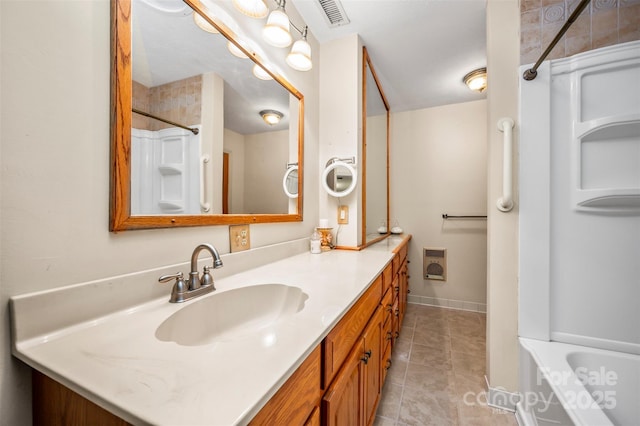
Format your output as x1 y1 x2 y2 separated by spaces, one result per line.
317 0 350 27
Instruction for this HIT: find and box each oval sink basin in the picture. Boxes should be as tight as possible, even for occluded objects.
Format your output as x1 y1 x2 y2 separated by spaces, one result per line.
155 284 308 346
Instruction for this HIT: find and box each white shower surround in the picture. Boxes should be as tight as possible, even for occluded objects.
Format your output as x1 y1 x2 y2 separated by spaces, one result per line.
519 41 640 353
518 41 640 426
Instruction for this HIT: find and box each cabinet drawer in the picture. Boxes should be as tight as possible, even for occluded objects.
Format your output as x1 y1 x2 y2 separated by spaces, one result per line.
250 345 322 425
323 276 382 387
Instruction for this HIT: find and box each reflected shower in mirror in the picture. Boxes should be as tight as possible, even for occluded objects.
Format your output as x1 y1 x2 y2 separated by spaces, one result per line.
362 47 390 246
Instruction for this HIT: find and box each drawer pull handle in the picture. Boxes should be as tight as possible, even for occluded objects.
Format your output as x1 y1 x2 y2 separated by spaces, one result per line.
386 332 393 341
385 359 392 370
407 289 411 294
386 304 393 312
394 309 400 317
394 331 400 339
361 350 372 364
394 286 399 293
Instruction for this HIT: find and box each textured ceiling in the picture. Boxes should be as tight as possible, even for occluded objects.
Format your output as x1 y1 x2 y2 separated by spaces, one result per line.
292 0 488 112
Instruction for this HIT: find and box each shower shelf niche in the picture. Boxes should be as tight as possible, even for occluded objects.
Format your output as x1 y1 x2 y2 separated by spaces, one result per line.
570 56 640 212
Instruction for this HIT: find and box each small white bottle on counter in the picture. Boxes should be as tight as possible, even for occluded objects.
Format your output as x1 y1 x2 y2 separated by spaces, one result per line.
310 229 322 254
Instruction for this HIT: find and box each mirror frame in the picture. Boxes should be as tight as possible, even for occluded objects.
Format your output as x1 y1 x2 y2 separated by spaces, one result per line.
110 0 304 231
361 47 390 247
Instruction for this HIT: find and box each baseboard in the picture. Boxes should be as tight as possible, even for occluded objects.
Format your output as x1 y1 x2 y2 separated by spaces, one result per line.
407 295 487 313
484 376 520 412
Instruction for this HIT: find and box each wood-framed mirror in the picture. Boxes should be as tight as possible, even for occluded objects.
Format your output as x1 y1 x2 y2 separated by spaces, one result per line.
361 47 390 247
110 0 304 231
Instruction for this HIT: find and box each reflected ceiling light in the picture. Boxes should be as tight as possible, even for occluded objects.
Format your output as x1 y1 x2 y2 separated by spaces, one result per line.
252 64 273 80
263 1 292 48
227 41 248 59
193 12 219 33
232 0 269 18
463 67 487 93
260 109 283 125
286 26 312 71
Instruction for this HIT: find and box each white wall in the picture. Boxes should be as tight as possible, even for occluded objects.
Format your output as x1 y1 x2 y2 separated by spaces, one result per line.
318 34 362 247
0 1 320 424
224 128 246 214
391 100 488 308
486 0 520 394
244 130 289 214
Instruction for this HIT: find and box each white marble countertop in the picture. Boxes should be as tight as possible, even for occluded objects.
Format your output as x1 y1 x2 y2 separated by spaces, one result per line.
10 236 409 425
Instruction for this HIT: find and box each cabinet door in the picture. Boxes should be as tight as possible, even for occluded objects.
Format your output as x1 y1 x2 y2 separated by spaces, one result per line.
322 341 364 426
362 307 383 426
399 259 409 327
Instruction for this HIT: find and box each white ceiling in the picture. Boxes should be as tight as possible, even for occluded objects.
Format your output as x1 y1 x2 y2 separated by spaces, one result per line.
291 0 488 112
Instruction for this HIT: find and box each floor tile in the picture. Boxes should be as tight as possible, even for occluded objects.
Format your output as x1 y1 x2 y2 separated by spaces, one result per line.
376 304 518 426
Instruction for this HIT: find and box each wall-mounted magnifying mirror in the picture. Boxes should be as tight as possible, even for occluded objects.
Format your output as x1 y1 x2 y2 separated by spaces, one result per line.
283 165 299 198
322 159 357 198
109 0 304 231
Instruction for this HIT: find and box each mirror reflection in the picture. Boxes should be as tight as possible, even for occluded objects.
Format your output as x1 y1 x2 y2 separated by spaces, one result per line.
323 160 357 198
282 165 299 198
363 48 390 245
130 0 299 216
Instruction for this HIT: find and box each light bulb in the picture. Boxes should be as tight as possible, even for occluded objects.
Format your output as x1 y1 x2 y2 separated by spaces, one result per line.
286 39 312 71
232 0 268 18
263 9 292 48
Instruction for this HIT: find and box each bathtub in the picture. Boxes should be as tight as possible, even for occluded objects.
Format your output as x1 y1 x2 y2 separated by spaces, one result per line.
517 338 640 426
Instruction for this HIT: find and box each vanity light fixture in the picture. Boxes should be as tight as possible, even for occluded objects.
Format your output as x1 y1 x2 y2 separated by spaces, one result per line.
232 0 269 19
227 41 248 59
262 0 292 48
193 12 219 33
286 26 312 71
463 67 487 93
260 109 283 125
252 64 273 80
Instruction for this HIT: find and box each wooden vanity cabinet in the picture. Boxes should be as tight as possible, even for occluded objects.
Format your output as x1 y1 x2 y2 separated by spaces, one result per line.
322 275 382 387
322 307 383 426
249 345 322 426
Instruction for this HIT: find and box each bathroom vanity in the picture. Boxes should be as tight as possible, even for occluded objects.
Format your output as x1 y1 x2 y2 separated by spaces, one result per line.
11 235 410 425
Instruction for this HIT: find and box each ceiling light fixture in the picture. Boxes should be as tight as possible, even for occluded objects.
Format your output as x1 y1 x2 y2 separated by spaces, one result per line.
286 26 312 71
262 0 292 47
463 67 487 93
232 0 269 19
260 109 283 125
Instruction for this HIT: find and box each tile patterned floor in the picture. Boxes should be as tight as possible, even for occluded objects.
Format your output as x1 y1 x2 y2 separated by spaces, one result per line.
374 304 518 426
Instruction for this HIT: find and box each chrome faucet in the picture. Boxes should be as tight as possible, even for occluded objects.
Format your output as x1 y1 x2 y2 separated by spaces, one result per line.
159 243 224 303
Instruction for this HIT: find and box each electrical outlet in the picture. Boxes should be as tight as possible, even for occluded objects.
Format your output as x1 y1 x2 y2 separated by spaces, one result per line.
229 224 250 253
338 205 349 224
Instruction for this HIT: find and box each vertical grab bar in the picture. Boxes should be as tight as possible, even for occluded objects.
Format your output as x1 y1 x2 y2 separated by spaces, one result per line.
497 118 515 212
200 154 210 212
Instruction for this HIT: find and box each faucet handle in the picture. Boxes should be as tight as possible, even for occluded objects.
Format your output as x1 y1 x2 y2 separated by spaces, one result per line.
159 272 184 283
159 272 188 303
200 266 215 289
